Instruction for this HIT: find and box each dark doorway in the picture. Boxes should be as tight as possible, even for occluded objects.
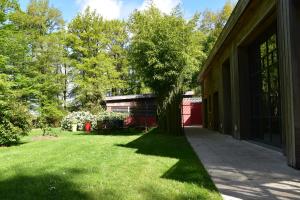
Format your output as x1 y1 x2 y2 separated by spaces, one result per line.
213 92 219 131
222 59 233 135
249 31 282 148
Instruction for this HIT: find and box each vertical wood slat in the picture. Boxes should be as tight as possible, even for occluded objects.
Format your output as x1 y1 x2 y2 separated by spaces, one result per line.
289 1 300 168
277 0 300 168
230 45 240 139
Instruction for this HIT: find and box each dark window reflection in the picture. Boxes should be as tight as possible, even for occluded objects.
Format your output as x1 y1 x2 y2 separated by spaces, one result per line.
250 32 281 147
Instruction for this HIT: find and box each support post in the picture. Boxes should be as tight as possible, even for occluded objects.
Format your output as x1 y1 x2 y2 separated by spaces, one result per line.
277 0 300 168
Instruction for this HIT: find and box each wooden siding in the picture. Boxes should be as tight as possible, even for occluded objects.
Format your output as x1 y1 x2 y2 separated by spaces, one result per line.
201 0 300 168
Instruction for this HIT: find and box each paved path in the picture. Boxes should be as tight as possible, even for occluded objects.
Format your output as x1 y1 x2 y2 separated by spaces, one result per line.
185 127 300 200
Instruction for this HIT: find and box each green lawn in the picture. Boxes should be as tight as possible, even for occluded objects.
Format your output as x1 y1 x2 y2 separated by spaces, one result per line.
0 128 221 200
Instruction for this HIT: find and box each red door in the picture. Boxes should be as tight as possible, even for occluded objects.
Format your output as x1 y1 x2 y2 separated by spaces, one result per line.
181 100 202 126
191 103 202 125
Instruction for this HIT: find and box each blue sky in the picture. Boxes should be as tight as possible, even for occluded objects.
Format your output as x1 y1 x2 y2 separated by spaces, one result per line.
20 0 231 23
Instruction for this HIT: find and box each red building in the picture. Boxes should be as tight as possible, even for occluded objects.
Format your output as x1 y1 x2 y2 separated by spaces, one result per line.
181 97 203 127
105 94 202 128
105 94 157 127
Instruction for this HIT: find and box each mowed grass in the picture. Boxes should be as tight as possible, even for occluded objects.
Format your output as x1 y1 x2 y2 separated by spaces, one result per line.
0 128 221 200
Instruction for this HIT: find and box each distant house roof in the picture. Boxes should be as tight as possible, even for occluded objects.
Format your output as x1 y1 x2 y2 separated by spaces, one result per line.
183 97 202 103
105 94 155 102
105 91 196 102
199 0 250 81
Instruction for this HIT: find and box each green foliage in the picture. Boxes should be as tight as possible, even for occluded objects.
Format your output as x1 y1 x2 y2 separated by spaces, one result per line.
0 1 32 145
10 0 64 36
0 100 31 145
128 6 205 134
97 111 129 130
0 0 234 139
200 0 235 54
37 117 58 136
0 0 19 24
8 0 67 125
67 8 130 110
61 111 98 131
97 111 128 121
61 111 129 131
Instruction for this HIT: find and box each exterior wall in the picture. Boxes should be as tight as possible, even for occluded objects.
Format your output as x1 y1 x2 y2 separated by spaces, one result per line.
203 64 222 130
106 98 157 127
277 0 300 168
202 0 277 137
201 0 300 168
182 99 203 126
106 96 203 128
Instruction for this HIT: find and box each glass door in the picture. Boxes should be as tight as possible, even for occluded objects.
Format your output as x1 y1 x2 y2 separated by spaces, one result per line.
249 32 282 147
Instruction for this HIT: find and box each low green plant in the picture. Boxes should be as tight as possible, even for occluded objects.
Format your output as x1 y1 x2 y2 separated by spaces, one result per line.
97 111 129 130
38 117 57 137
0 101 32 145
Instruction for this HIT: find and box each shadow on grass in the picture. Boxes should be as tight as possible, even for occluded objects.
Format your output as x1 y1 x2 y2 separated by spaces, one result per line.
0 168 91 200
75 128 144 136
117 128 218 191
0 140 30 148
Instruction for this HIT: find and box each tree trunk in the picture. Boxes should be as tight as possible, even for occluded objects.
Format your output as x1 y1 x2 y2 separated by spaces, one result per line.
157 92 183 135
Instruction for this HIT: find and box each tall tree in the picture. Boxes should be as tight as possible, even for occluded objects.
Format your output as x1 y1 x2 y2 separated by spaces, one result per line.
129 6 205 135
10 0 67 125
200 0 235 54
67 8 129 112
0 0 32 145
0 0 29 101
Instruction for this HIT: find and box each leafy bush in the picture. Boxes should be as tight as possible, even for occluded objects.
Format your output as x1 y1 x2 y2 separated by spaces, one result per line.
37 117 57 137
97 111 128 121
61 111 129 131
0 102 32 145
97 111 129 130
61 111 97 131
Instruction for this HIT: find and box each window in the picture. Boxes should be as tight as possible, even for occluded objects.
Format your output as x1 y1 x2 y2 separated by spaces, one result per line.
249 31 281 147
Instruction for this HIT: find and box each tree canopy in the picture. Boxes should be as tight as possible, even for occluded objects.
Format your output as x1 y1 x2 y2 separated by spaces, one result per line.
67 8 129 112
0 0 234 143
128 6 207 134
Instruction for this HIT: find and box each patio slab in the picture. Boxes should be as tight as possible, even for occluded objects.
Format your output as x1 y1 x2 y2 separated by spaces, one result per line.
185 127 300 200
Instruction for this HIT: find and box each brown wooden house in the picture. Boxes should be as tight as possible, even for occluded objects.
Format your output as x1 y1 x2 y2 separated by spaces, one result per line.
105 94 157 127
105 93 203 128
200 0 300 168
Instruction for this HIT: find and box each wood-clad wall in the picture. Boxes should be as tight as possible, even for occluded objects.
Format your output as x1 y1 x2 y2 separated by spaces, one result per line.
278 0 300 168
202 0 300 168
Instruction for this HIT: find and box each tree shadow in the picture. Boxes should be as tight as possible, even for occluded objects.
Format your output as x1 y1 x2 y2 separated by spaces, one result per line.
75 128 144 136
117 128 218 191
0 140 30 148
0 168 91 200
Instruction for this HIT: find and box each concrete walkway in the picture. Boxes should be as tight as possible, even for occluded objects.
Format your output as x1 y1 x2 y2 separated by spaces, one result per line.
185 127 300 200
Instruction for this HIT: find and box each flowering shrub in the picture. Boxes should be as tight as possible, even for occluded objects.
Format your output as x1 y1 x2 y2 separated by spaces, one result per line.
61 111 129 131
61 111 97 131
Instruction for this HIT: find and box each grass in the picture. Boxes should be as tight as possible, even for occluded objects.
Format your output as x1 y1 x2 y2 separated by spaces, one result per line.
0 128 221 200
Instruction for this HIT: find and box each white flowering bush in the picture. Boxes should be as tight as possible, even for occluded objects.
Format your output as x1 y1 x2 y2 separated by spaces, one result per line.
61 111 97 131
61 111 129 131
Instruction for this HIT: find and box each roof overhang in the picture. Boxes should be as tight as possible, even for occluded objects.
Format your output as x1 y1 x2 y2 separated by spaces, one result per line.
105 94 155 102
198 0 250 82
